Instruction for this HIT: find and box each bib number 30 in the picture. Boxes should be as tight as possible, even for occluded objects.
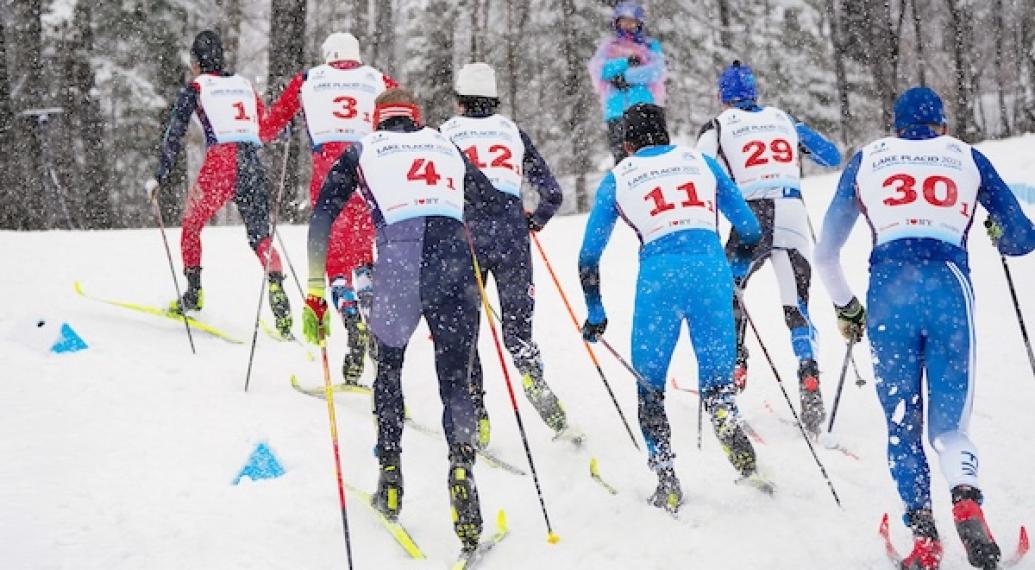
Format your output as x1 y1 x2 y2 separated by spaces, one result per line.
882 173 969 215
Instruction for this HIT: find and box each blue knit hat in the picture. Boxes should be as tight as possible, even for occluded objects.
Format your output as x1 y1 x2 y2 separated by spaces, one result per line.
613 1 645 23
718 61 757 104
893 87 946 132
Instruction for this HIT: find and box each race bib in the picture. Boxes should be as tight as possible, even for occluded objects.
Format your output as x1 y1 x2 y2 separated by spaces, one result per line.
300 65 386 145
612 146 718 245
856 136 981 247
440 115 525 197
357 128 467 225
195 74 261 144
716 107 800 200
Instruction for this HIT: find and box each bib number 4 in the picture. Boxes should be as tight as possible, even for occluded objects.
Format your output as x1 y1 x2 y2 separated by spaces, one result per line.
407 158 455 190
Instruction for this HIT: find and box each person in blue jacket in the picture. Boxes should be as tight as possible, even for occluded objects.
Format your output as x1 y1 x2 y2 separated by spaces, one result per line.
579 103 772 514
588 1 667 164
697 61 842 436
816 87 1035 570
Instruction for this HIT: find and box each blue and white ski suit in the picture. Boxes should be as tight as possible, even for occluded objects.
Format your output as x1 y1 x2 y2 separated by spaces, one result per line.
815 128 1035 513
579 145 761 462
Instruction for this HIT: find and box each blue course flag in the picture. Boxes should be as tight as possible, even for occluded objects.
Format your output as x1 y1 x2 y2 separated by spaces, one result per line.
233 442 286 485
50 323 88 354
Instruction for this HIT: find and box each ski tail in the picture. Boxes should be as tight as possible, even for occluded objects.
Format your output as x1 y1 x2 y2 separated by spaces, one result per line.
590 458 618 495
879 513 904 565
451 509 509 570
342 482 425 560
1004 525 1030 568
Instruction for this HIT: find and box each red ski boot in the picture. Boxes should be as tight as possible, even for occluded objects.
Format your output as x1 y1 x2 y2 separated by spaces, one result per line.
952 486 1001 569
901 508 943 570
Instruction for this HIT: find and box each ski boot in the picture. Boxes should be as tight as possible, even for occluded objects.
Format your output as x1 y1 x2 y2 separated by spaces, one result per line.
952 486 1001 569
733 346 749 392
798 358 826 437
372 451 403 521
267 272 293 339
647 454 683 515
169 266 204 315
902 508 943 570
331 278 368 385
703 386 766 486
470 387 491 450
448 444 483 552
516 345 568 434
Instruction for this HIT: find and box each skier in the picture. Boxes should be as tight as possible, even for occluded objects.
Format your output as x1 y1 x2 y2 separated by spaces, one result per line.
696 60 841 436
588 1 667 164
263 32 397 384
302 88 504 552
578 104 770 513
815 86 1035 570
439 62 568 448
144 30 292 337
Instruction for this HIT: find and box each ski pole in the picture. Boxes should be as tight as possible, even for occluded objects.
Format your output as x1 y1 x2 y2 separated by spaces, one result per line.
851 354 866 387
465 225 559 544
317 330 356 568
274 228 305 298
738 292 842 507
152 197 196 355
826 341 856 433
999 255 1035 379
697 397 704 451
529 231 641 450
244 135 293 392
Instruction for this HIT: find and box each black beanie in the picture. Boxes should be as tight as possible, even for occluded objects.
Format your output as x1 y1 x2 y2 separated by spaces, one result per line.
623 103 669 151
191 30 224 73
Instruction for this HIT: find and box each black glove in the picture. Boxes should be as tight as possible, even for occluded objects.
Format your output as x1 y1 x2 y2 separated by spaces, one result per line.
835 297 866 342
582 318 608 343
627 55 642 66
527 212 545 233
610 76 629 90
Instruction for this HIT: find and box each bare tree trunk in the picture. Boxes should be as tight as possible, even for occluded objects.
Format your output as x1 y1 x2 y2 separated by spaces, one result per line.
469 0 481 60
718 0 733 51
217 0 242 70
421 0 456 126
0 15 16 228
505 0 531 122
560 0 591 212
70 3 113 229
11 0 46 229
371 0 395 73
946 0 977 141
352 0 369 55
911 0 926 86
268 0 307 221
825 0 852 146
871 0 899 133
994 0 1012 137
1023 0 1035 129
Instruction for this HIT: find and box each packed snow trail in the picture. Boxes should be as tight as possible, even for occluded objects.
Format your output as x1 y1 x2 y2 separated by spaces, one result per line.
4 135 1035 569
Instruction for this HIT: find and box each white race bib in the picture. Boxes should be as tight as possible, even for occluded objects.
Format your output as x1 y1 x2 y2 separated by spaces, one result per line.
856 136 981 247
716 107 800 200
440 114 525 197
357 128 467 225
300 65 387 145
195 74 261 144
612 146 718 245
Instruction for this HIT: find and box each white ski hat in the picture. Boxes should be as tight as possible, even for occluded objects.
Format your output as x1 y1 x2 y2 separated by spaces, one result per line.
456 62 498 98
322 32 361 64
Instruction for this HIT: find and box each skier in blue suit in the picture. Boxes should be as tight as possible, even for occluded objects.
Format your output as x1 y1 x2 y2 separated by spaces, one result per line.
816 87 1035 570
579 104 771 514
697 61 842 436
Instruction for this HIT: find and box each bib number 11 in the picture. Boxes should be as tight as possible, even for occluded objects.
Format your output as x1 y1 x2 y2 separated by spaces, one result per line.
645 182 713 216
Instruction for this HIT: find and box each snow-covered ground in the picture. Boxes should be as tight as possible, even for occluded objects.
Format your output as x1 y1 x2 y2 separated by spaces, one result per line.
4 135 1035 569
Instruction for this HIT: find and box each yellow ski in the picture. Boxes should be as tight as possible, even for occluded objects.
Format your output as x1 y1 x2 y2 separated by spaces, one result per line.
342 482 425 559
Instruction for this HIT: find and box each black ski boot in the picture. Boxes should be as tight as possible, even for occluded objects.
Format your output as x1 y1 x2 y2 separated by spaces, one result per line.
952 486 1001 569
733 345 749 391
798 358 826 437
372 451 403 521
470 388 491 450
516 345 568 433
268 272 293 339
901 508 943 570
448 444 483 552
703 385 774 493
341 312 368 385
169 266 203 315
647 453 682 514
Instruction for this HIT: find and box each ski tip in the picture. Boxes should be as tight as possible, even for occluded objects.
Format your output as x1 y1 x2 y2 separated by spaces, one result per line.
1019 525 1030 555
590 457 600 476
496 509 508 534
289 375 300 387
546 531 560 545
73 280 85 296
879 513 890 536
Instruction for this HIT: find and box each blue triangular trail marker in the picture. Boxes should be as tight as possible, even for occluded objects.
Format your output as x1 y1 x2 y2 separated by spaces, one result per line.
233 442 285 485
51 323 88 354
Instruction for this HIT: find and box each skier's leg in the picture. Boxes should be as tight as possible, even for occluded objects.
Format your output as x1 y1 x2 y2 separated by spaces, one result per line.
925 262 1000 568
372 337 406 519
726 199 773 389
332 193 376 383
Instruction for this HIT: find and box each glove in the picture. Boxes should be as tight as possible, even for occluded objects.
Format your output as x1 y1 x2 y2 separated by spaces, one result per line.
145 178 160 202
985 218 1003 245
526 212 545 233
302 287 332 345
835 297 866 343
610 75 629 90
582 318 608 343
627 55 642 66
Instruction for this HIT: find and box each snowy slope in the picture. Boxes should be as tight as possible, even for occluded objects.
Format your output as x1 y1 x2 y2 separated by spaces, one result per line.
4 135 1035 569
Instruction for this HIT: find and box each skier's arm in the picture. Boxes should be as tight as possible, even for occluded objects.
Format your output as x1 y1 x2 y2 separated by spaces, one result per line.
973 148 1035 256
521 129 563 229
577 173 621 323
154 83 199 185
696 121 719 158
794 120 841 168
462 152 505 212
814 151 863 307
624 40 666 85
260 73 303 143
708 156 760 245
307 146 361 289
600 57 629 81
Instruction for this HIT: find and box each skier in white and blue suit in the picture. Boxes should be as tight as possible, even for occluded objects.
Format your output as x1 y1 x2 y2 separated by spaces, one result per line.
578 103 771 514
816 87 1035 570
697 61 842 436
